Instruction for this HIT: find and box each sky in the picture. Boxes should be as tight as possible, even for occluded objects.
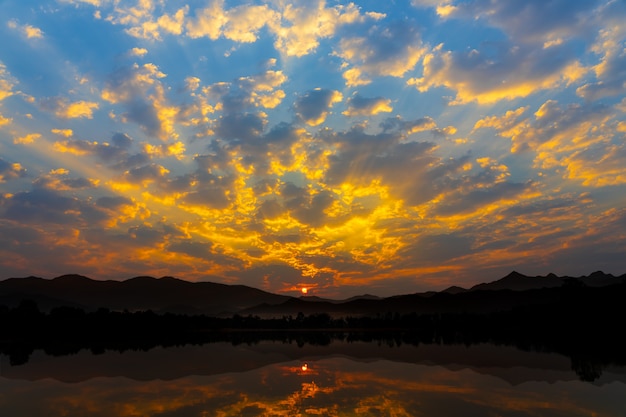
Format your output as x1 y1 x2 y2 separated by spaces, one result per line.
1 0 626 298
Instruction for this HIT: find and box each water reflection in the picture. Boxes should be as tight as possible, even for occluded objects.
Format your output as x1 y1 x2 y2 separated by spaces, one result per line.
1 341 624 416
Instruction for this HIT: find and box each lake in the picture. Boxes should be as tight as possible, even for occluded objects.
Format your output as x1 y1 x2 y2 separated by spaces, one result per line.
1 339 624 416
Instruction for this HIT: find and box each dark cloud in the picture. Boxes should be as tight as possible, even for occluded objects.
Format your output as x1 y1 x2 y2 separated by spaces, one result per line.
399 233 474 264
337 19 424 84
294 88 342 125
96 195 134 210
436 181 531 216
0 157 26 181
121 163 169 185
124 100 162 138
577 44 626 101
111 132 133 148
182 186 231 210
167 240 213 259
447 0 603 42
343 93 392 116
320 126 437 188
32 173 97 190
380 116 436 134
1 188 108 226
414 40 581 104
174 158 237 210
215 112 267 141
55 132 150 170
521 101 611 152
256 198 284 220
103 63 176 140
281 183 336 227
127 224 166 246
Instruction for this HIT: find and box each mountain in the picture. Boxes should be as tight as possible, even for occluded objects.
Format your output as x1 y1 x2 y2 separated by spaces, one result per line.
468 270 625 292
0 271 624 316
0 275 290 315
298 294 382 304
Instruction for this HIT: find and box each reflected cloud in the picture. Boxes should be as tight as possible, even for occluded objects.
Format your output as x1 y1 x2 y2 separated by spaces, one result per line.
1 342 623 417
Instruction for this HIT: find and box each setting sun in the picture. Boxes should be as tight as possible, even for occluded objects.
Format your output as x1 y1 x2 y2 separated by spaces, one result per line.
301 288 308 295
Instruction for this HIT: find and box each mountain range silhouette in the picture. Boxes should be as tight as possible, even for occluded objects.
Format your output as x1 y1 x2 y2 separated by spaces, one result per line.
1 271 623 316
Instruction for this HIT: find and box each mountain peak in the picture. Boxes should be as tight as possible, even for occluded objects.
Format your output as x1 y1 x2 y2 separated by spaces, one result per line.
588 270 611 279
54 274 92 282
442 285 467 295
503 271 527 279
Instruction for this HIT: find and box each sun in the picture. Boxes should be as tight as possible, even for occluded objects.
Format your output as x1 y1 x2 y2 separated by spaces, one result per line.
301 287 308 294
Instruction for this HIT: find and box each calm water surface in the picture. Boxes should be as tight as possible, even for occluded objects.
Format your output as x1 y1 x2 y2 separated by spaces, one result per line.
1 340 624 416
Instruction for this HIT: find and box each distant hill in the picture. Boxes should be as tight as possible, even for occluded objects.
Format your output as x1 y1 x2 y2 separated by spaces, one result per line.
0 271 624 316
467 270 623 292
0 274 290 315
241 271 626 317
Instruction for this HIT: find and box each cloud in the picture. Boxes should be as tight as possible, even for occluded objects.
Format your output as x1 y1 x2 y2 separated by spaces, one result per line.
102 63 178 140
51 128 74 137
343 94 392 116
32 169 99 191
410 42 585 104
59 0 102 6
320 125 447 205
186 1 279 43
0 62 17 102
199 69 288 113
0 158 26 182
280 183 336 228
399 232 474 265
379 115 437 135
435 181 532 217
142 141 186 160
0 188 106 226
124 6 188 40
0 113 11 126
95 195 149 226
269 0 371 57
129 47 148 57
182 182 232 210
79 0 380 61
337 20 425 86
294 89 343 126
437 0 603 43
473 107 529 133
166 240 213 259
13 133 41 145
220 3 277 43
577 26 626 101
7 20 44 39
215 112 267 141
100 0 188 41
512 100 611 153
185 0 227 40
474 100 626 186
120 163 170 187
53 132 150 170
40 97 99 119
562 141 626 187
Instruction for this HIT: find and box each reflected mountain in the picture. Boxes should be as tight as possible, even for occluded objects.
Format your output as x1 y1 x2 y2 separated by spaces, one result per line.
2 340 625 387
